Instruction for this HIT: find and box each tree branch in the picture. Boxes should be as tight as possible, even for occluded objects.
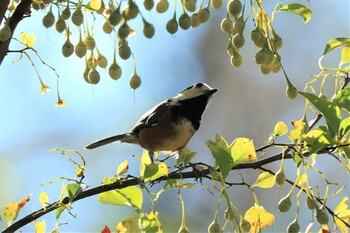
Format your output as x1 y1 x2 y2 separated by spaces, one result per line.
3 144 349 233
0 0 10 26
0 0 32 65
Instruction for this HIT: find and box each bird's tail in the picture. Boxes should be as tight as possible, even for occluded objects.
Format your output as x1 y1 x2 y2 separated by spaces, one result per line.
85 133 138 149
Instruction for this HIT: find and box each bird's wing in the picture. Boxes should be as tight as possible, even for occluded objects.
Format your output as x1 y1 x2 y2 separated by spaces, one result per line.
131 99 171 133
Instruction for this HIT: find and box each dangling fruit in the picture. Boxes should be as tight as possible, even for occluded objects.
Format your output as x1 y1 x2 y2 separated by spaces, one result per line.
255 49 267 65
43 10 55 28
166 17 178 34
286 83 298 100
143 21 155 38
109 60 122 80
88 68 100 84
84 33 96 50
124 0 138 20
191 13 200 28
316 208 329 225
118 39 131 60
118 22 130 39
61 6 71 20
233 16 245 34
0 22 11 41
55 17 66 33
179 12 191 30
220 17 233 33
250 27 262 42
278 195 292 212
62 38 74 57
96 51 108 68
144 0 154 10
129 72 141 89
75 38 87 58
184 0 197 12
227 0 242 18
287 219 300 233
232 33 245 48
72 6 83 26
211 0 223 9
230 53 243 68
274 168 286 186
87 52 97 69
224 208 235 221
102 20 114 34
208 221 221 233
240 219 251 232
155 0 169 13
108 9 122 26
198 6 210 23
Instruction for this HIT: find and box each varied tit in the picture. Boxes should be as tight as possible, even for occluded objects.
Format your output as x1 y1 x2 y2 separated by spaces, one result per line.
85 83 218 162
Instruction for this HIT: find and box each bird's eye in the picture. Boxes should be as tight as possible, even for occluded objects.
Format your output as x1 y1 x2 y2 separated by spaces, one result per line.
195 83 203 88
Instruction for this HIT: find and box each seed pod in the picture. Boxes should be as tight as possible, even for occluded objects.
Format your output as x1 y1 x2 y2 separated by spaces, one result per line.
43 10 55 28
88 68 100 84
191 13 200 28
198 6 210 23
102 20 114 34
166 17 178 34
178 225 190 233
62 38 74 57
55 17 66 33
211 0 223 9
179 12 191 30
144 0 154 10
0 22 11 42
254 35 266 48
61 6 71 20
286 84 298 99
109 60 122 80
83 64 91 83
273 31 283 50
118 22 131 39
306 196 317 210
250 27 261 42
227 0 242 18
87 52 97 69
264 49 274 65
224 208 235 221
278 195 292 212
255 49 267 65
220 17 233 33
118 39 131 60
184 0 197 12
155 0 169 13
129 72 141 90
316 208 329 225
109 9 122 26
233 16 245 34
75 38 87 58
143 21 155 38
230 53 243 68
260 64 272 75
72 7 83 26
232 33 245 48
96 51 108 68
240 219 251 232
271 63 281 73
84 33 96 50
274 169 286 185
287 219 300 233
124 1 138 20
208 221 221 233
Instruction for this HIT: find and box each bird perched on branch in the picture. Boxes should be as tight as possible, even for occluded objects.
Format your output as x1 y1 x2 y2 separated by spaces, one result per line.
85 83 218 162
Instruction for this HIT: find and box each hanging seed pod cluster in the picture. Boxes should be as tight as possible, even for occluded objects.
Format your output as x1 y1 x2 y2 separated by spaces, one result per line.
222 0 283 75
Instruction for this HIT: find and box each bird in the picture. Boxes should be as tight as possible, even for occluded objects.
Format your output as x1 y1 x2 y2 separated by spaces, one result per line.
85 83 218 162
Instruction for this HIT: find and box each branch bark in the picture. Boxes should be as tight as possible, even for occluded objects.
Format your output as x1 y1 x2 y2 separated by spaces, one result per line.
2 146 349 233
0 0 32 65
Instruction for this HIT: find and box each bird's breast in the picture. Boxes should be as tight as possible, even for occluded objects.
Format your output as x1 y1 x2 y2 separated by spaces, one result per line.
138 118 196 152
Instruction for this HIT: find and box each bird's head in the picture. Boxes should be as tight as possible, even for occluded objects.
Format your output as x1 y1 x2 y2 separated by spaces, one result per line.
174 83 218 103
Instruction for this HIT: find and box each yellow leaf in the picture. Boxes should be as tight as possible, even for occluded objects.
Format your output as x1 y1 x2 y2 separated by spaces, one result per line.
20 32 36 47
230 137 257 163
89 0 102 10
116 216 139 233
289 120 306 142
34 219 46 233
75 165 85 178
334 197 350 233
273 121 288 137
3 202 19 226
39 192 49 210
244 205 274 232
116 160 129 176
297 173 308 186
252 172 275 188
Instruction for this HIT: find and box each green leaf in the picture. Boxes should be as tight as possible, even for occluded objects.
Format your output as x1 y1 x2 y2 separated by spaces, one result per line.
299 92 341 138
323 37 350 56
66 183 82 202
302 129 330 155
155 179 195 200
291 151 302 167
176 147 197 164
230 137 257 164
143 162 168 183
339 117 350 138
98 186 143 211
341 45 350 65
206 140 233 180
252 172 275 188
139 212 162 233
334 87 350 112
276 3 312 23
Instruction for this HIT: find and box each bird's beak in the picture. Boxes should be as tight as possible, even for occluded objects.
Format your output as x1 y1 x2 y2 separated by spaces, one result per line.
207 88 218 95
